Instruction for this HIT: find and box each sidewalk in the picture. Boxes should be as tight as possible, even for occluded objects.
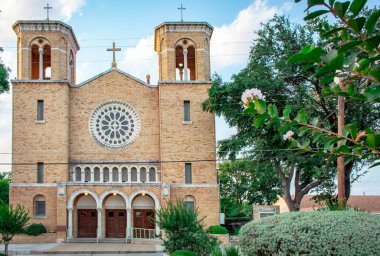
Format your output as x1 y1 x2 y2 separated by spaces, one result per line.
0 242 166 255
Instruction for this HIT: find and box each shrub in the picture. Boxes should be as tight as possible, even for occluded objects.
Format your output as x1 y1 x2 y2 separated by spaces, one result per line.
170 250 196 256
208 225 228 234
25 223 46 236
157 200 218 256
240 211 380 256
225 246 240 256
211 246 223 256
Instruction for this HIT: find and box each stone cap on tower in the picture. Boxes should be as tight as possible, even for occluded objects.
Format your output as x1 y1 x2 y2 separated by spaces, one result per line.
12 20 80 51
154 21 213 52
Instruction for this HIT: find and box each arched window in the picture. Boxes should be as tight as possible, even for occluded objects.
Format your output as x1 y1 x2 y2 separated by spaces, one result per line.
184 195 195 212
112 167 119 182
131 167 137 182
140 167 147 182
30 38 51 80
94 167 100 182
34 195 46 216
84 167 91 182
175 46 184 81
121 167 128 182
149 167 156 182
75 166 82 182
187 46 196 80
103 167 110 182
69 50 75 84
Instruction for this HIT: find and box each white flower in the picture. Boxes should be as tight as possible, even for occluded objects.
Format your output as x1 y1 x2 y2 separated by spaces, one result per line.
283 131 294 141
241 88 266 108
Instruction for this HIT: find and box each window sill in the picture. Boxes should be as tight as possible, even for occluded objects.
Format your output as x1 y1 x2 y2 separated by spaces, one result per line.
183 121 193 125
35 120 45 124
33 215 47 219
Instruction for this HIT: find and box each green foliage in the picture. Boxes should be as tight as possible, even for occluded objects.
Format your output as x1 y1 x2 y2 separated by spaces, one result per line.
219 160 281 217
211 246 223 256
0 48 10 94
157 200 217 256
244 1 380 166
0 204 30 255
225 246 240 256
170 250 196 256
25 223 46 236
239 211 380 256
208 225 228 234
0 172 11 205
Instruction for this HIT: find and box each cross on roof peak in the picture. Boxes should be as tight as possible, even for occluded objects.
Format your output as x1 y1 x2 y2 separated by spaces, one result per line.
177 4 186 22
107 42 121 68
44 3 52 20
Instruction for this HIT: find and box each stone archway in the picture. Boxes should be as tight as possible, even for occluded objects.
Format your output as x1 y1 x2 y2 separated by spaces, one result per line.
129 189 160 237
99 190 129 238
67 189 100 239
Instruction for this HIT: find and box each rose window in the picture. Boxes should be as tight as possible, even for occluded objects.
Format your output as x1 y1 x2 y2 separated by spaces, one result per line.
89 100 141 148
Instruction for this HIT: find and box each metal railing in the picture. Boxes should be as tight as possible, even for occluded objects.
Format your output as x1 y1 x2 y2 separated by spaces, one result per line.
132 228 156 239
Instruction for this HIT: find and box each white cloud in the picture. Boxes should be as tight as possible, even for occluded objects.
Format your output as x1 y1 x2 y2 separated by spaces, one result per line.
58 0 86 22
124 36 158 84
210 0 278 70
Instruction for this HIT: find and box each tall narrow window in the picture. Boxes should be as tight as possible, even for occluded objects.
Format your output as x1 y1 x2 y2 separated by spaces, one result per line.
37 100 44 121
37 162 44 183
185 163 192 184
184 101 190 122
34 195 46 216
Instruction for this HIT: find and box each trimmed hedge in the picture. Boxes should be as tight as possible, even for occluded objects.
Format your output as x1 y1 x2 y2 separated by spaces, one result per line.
240 210 380 256
208 225 228 234
25 223 46 236
170 250 196 256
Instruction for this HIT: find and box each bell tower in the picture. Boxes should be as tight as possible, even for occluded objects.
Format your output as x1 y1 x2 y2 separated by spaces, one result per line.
13 20 80 84
154 22 213 81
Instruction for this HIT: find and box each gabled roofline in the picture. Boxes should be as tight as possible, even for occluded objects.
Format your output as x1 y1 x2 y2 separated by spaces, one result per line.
74 67 155 88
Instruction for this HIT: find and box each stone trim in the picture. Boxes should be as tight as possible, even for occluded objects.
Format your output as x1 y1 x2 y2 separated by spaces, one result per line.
74 67 155 88
12 20 80 50
65 182 161 186
158 80 212 84
10 183 58 187
170 184 219 188
11 80 70 84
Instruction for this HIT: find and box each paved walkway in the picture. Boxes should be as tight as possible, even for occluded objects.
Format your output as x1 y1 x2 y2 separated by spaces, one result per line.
0 242 166 255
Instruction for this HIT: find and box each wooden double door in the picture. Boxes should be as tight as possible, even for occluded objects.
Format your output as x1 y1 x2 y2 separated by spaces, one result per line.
133 209 155 238
106 209 127 238
78 209 98 238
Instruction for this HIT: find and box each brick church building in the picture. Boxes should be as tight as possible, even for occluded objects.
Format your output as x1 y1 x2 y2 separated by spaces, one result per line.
10 17 219 242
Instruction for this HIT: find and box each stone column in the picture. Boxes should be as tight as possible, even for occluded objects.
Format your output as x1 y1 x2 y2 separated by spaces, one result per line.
90 169 94 182
126 208 132 242
39 47 43 80
100 169 104 182
67 208 73 239
183 48 188 81
118 169 122 182
81 169 85 182
97 208 102 239
155 207 160 236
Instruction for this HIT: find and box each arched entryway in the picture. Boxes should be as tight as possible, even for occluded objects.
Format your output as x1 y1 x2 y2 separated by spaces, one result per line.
67 190 100 239
130 190 160 239
102 193 127 238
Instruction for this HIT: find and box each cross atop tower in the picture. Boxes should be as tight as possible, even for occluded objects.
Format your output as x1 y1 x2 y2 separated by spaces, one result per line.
107 42 121 68
44 3 52 20
177 4 186 22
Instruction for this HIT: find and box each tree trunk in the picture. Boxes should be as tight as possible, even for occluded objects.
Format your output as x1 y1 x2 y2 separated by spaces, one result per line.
4 241 8 255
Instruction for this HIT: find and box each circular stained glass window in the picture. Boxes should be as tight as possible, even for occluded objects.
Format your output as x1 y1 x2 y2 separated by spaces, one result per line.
89 100 141 148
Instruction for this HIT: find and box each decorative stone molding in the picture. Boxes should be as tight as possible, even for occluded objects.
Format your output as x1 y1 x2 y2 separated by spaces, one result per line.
12 20 80 51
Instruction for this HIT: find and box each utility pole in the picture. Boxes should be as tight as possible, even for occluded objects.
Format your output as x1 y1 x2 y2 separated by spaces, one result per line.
336 76 347 209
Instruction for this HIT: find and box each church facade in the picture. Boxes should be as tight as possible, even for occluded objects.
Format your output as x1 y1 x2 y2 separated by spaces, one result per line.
10 18 219 241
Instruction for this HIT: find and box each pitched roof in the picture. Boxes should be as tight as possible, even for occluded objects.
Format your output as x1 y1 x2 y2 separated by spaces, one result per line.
300 195 380 213
74 67 154 88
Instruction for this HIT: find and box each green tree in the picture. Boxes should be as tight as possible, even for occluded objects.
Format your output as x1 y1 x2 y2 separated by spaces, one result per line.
0 204 30 255
0 48 10 94
219 160 281 217
0 172 11 205
243 1 380 208
157 200 217 256
204 15 337 211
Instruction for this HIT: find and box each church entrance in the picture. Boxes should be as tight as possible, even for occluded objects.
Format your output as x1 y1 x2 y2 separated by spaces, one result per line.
78 209 98 238
132 194 156 239
106 209 127 238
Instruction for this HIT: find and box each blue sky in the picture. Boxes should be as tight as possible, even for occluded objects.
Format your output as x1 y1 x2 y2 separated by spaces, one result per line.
0 0 378 195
